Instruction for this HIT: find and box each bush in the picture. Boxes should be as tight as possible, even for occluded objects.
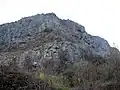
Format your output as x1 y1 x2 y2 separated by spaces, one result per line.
0 70 54 90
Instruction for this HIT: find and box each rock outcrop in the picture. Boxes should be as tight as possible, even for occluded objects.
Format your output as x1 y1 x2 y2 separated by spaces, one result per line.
0 13 111 73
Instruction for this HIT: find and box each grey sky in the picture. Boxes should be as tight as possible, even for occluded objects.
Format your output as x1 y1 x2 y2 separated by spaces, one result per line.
0 0 120 48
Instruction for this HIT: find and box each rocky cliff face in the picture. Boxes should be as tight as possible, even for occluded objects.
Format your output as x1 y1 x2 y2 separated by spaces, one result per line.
0 13 111 73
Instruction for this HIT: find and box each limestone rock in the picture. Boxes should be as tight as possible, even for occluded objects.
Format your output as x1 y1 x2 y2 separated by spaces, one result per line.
0 13 111 72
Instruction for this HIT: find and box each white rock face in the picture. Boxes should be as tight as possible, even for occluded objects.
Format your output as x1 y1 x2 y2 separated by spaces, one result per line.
0 13 111 71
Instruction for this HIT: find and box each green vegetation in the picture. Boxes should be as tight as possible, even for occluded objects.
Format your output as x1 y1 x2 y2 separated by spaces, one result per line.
39 72 45 80
0 47 120 90
39 72 69 90
38 55 120 90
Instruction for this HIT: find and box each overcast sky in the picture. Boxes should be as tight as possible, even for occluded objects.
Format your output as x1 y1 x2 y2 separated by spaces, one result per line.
0 0 120 48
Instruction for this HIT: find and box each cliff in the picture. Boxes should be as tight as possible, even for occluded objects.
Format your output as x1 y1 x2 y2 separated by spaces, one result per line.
0 13 114 73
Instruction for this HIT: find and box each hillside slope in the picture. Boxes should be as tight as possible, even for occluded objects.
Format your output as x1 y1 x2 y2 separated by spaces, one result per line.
0 13 112 72
0 13 120 90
